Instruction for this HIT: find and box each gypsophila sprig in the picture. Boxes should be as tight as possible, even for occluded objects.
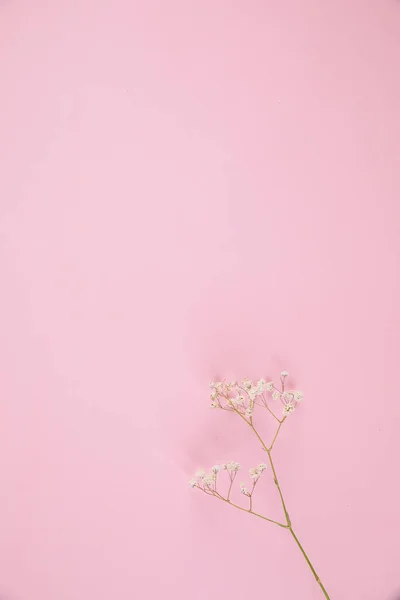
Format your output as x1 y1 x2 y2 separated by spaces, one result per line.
190 371 331 600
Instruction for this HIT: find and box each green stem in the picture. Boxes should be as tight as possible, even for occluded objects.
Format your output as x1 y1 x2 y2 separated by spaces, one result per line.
289 527 331 600
246 415 331 599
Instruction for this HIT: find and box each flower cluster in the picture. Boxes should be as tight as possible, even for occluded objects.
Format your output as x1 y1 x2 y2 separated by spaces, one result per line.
210 373 303 418
189 461 241 492
240 463 268 495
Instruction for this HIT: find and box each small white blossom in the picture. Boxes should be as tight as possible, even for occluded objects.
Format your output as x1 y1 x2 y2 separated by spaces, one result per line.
281 371 289 378
195 469 205 479
294 391 303 401
283 401 296 416
248 387 257 401
242 378 253 391
249 463 267 479
226 461 241 473
210 402 217 408
189 479 197 488
245 407 253 418
210 381 223 391
240 483 249 495
266 382 274 392
272 390 281 401
211 465 220 474
282 391 294 401
203 473 216 487
249 467 260 479
256 378 267 393
220 463 227 470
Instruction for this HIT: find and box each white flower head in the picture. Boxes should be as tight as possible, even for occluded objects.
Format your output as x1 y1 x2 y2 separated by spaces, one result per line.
281 370 289 378
256 378 267 393
240 483 249 495
210 402 217 409
257 463 267 472
220 463 227 470
203 473 216 487
189 479 197 488
272 390 281 401
248 387 257 401
226 461 241 473
283 401 296 416
211 465 220 474
195 469 205 479
294 391 303 401
266 382 274 392
249 467 260 479
245 407 253 418
242 378 253 391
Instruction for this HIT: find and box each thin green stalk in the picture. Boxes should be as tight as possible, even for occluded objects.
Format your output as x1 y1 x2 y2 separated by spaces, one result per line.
289 527 331 600
247 416 331 599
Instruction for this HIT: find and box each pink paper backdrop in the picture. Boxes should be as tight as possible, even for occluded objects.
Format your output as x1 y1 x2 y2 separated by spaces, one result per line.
1 1 399 599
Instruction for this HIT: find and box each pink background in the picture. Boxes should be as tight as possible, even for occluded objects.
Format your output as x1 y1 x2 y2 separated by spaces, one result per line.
1 1 400 599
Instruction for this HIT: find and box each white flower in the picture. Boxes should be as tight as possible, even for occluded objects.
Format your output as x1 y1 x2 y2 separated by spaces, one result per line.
248 387 257 401
226 461 241 473
203 473 216 487
240 483 249 495
282 391 294 401
266 382 274 392
242 378 253 390
256 378 267 393
272 390 281 401
283 401 296 416
229 395 243 407
195 469 205 479
249 463 267 479
210 381 223 391
210 402 217 409
211 465 220 474
281 371 289 378
210 389 218 400
249 467 260 479
245 407 253 418
189 479 197 488
294 391 303 401
220 463 227 470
